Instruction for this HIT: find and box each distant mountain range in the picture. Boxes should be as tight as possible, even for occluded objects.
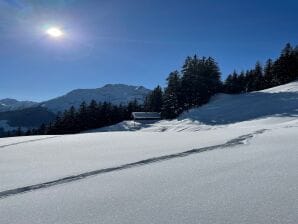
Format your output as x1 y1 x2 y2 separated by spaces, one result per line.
40 84 151 113
0 84 151 133
0 98 38 112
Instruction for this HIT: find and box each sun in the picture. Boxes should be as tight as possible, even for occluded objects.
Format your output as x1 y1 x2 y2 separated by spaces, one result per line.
46 27 64 38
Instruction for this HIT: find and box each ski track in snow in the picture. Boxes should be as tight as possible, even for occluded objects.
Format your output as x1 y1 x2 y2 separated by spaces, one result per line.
0 129 267 200
0 136 60 149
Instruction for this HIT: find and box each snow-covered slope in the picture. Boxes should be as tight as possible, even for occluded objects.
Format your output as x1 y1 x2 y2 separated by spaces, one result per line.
0 82 297 224
179 81 298 125
0 116 297 223
260 80 298 93
0 98 37 112
41 84 151 112
0 127 298 224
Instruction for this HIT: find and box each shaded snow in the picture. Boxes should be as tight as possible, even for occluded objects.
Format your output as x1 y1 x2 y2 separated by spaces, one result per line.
86 120 145 132
179 86 298 125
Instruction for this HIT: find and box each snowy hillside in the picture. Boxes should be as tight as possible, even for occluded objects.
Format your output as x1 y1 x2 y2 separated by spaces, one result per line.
41 84 151 112
0 82 297 224
0 98 37 112
179 80 298 125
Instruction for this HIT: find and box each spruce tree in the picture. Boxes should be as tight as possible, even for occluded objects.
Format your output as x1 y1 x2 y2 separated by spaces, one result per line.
77 101 88 131
224 71 240 94
273 43 297 84
145 86 163 112
162 71 182 118
38 123 46 135
252 62 264 91
87 100 99 129
181 55 221 108
264 59 274 88
238 71 247 93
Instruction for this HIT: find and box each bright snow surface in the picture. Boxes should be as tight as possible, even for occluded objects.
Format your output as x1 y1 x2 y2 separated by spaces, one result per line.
0 82 298 224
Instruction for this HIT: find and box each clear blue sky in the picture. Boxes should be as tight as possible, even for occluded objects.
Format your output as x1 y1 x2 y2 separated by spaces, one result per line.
0 0 298 102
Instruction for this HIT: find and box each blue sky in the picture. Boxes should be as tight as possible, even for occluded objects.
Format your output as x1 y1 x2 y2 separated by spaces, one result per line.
0 0 298 101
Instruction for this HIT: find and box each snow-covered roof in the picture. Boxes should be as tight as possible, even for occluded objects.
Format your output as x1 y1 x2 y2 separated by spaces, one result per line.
132 112 161 119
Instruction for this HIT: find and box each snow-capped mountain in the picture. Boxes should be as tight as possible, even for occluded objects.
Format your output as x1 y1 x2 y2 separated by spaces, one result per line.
40 84 151 112
0 98 38 112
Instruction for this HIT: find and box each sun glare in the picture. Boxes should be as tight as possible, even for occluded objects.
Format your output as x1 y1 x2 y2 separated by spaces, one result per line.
46 27 64 38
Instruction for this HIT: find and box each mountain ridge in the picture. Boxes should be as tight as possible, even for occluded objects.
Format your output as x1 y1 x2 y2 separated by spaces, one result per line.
0 84 151 113
40 84 151 113
0 98 38 112
0 84 151 133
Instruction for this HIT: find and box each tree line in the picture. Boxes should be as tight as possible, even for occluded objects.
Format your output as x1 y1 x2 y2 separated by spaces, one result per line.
2 100 143 137
224 43 298 94
145 43 298 118
144 55 222 118
2 42 298 137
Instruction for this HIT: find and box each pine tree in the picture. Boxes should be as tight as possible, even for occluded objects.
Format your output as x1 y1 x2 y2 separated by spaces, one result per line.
50 115 62 134
264 59 274 88
252 62 264 91
38 123 46 135
273 43 297 84
162 71 182 118
281 43 293 56
180 56 198 108
77 101 88 131
238 71 247 93
224 71 240 94
145 86 163 112
181 55 221 107
245 70 254 92
87 100 99 129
